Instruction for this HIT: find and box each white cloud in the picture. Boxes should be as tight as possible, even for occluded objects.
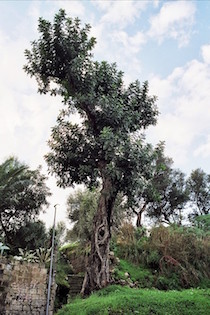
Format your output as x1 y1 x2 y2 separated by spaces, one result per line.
194 135 210 158
147 55 210 171
96 0 148 28
51 0 85 17
112 30 146 54
153 0 160 9
201 44 210 64
148 1 196 46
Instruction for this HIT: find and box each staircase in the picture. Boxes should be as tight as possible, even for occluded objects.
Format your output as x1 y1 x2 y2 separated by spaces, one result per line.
68 275 84 296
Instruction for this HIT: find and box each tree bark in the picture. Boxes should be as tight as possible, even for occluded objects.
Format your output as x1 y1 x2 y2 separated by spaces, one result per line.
81 175 116 296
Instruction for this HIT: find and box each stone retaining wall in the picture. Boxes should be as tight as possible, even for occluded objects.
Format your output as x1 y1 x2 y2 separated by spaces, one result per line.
0 259 55 315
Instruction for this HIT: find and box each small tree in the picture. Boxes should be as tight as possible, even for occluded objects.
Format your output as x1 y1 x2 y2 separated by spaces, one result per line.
24 9 158 295
66 188 128 243
187 168 210 219
131 142 173 226
131 142 189 226
147 168 189 225
0 157 51 243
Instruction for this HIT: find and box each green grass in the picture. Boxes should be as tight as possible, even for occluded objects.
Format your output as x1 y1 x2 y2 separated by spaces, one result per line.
56 285 210 315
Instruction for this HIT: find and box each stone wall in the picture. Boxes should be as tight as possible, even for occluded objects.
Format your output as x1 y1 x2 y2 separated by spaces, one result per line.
0 259 55 315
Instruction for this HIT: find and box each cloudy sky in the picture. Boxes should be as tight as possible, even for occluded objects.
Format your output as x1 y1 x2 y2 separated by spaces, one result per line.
0 0 210 226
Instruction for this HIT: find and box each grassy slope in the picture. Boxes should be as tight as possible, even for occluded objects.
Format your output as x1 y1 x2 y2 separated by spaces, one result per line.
56 285 210 315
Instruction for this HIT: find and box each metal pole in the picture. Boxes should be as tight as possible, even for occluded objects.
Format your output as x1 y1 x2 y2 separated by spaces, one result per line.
46 204 58 315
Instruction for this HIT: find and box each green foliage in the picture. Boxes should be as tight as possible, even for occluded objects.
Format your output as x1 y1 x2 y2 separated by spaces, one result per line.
8 220 48 254
155 274 180 290
0 157 51 243
194 214 210 233
56 285 210 315
14 248 38 263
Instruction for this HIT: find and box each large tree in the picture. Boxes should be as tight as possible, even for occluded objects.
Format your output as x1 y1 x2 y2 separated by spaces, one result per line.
0 157 51 243
24 9 158 295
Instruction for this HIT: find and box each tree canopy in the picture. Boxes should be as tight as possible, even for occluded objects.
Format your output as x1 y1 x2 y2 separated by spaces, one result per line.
24 9 158 202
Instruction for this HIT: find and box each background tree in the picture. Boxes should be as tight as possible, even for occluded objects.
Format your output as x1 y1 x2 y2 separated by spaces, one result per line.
187 168 210 219
24 9 158 295
66 188 128 243
0 157 51 243
66 188 98 243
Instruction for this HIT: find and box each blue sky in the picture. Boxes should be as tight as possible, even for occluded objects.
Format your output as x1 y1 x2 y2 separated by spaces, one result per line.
0 0 210 226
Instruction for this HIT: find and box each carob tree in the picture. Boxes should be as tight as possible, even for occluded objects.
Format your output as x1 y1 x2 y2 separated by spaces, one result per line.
24 9 158 295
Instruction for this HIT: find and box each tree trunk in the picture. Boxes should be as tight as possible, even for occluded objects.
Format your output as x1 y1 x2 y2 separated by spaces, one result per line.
136 203 146 227
81 176 116 296
0 214 13 244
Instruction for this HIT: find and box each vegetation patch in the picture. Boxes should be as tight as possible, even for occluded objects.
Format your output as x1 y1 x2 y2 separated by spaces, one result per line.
113 259 154 288
56 285 210 315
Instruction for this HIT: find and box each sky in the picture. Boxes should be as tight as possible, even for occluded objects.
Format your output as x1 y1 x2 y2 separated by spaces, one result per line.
0 0 210 227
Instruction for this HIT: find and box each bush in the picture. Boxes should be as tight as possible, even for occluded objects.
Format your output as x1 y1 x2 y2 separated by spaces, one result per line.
144 225 210 288
115 223 147 264
115 223 210 289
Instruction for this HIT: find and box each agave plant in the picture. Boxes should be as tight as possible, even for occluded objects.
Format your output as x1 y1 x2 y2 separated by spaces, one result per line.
0 242 10 256
35 247 51 264
14 248 38 262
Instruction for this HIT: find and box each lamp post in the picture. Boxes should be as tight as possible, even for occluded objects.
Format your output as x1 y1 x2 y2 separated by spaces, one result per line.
46 204 58 315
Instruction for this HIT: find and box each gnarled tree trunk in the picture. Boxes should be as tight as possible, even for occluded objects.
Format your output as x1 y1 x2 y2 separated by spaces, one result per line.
81 175 116 296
